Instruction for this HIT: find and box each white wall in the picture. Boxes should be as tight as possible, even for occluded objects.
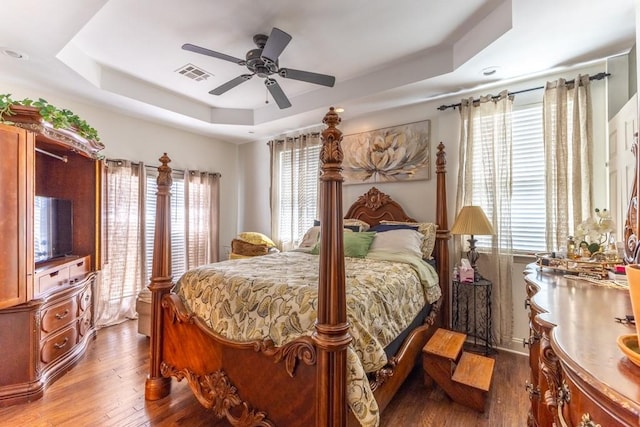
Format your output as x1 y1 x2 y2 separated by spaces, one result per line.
0 82 240 260
238 58 631 353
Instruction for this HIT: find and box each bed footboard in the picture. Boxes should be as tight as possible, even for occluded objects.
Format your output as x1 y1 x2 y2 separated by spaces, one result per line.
160 293 318 426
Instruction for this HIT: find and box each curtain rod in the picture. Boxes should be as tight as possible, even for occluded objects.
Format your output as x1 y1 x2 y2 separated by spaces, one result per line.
436 72 611 111
267 131 321 145
107 158 221 178
35 147 68 163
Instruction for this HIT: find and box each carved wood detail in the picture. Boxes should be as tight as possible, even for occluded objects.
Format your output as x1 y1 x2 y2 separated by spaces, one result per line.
624 134 639 263
257 336 317 377
539 328 563 426
578 413 601 427
344 187 416 226
162 293 317 377
7 106 105 158
161 363 274 427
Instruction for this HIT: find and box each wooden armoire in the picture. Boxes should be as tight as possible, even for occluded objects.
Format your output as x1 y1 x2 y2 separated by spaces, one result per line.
0 106 104 406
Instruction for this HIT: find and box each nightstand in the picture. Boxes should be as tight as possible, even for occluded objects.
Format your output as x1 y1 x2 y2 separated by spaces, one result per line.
452 278 494 355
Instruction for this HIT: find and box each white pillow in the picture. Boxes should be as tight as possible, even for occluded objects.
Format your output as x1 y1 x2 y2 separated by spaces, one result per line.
367 229 424 259
380 220 437 259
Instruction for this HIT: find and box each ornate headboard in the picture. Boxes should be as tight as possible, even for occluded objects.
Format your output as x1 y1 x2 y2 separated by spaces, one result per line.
344 187 416 226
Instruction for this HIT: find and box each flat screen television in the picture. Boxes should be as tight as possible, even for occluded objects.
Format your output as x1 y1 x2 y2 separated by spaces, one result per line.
34 196 73 263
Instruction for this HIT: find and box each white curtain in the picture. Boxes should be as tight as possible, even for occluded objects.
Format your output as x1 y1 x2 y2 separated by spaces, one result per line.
96 160 146 327
543 75 593 251
185 170 220 268
456 91 514 346
97 160 220 329
269 132 322 251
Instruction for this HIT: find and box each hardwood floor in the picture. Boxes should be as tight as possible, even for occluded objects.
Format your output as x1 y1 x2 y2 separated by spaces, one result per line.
0 320 530 426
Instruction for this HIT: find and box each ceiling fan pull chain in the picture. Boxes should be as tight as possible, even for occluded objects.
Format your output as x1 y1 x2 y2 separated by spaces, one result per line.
265 87 269 104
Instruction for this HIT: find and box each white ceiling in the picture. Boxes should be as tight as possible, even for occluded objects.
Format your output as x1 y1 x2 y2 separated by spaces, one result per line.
0 0 635 143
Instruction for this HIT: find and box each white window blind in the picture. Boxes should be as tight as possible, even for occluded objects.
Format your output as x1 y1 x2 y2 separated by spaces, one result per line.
144 169 186 283
278 144 321 244
474 104 546 253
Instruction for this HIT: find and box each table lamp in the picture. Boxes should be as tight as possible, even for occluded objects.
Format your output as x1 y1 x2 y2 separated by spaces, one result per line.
451 205 495 281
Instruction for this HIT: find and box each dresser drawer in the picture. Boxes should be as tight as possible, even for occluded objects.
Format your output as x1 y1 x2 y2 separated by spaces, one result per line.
69 256 91 283
37 266 70 295
40 325 78 365
41 298 78 334
78 310 92 338
78 284 92 313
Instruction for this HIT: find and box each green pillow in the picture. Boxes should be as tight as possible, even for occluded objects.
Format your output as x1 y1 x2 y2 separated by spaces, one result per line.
311 231 376 258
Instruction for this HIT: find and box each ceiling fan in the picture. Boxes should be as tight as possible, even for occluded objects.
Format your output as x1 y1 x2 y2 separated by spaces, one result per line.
182 27 336 109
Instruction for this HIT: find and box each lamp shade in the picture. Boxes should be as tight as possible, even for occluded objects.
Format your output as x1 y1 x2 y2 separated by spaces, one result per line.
450 205 495 236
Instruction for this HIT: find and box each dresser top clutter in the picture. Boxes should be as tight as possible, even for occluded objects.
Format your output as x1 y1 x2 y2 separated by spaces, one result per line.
525 264 640 426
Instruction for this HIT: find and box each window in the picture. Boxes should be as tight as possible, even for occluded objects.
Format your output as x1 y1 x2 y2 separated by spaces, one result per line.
270 133 322 249
473 104 546 253
98 160 219 327
472 101 577 253
144 169 186 284
277 144 321 243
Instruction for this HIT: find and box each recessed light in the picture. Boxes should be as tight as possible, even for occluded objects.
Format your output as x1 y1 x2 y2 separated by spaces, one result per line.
482 66 499 77
1 48 28 60
335 107 345 113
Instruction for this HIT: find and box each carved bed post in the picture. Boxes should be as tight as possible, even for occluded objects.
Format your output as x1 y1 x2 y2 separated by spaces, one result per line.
145 153 173 400
313 108 352 427
434 142 451 327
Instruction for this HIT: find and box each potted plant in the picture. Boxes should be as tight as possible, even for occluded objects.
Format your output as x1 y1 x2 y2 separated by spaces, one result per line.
0 93 100 142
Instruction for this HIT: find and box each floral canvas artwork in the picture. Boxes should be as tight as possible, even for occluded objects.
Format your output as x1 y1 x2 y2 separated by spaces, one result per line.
341 120 430 185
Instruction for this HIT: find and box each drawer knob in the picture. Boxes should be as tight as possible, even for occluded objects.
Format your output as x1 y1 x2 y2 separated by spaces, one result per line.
55 309 70 320
53 337 69 350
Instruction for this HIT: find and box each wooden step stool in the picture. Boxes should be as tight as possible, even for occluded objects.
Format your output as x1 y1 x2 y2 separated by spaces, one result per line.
423 328 495 412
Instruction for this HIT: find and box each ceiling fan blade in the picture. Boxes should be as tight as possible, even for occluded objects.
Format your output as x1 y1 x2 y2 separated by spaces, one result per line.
278 68 335 87
261 27 292 65
209 74 253 95
182 43 245 65
265 78 291 109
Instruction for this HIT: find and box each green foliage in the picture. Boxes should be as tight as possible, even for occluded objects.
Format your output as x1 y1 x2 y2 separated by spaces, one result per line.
0 93 100 142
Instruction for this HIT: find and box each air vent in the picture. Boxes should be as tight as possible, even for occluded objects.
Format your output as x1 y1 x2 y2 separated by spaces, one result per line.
175 63 212 82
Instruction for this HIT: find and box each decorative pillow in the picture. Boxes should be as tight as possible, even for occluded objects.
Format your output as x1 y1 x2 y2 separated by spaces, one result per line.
231 238 270 256
237 232 276 248
314 218 370 232
311 231 376 258
369 223 419 233
344 218 371 232
380 220 437 259
367 229 424 259
298 226 321 249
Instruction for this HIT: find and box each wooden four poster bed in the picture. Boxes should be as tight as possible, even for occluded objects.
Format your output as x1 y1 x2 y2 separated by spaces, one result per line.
144 107 451 426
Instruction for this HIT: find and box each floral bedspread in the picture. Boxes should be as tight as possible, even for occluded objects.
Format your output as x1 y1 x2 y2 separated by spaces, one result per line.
175 251 440 427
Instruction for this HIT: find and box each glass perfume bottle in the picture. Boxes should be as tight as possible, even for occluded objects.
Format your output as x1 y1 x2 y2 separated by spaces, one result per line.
567 236 576 259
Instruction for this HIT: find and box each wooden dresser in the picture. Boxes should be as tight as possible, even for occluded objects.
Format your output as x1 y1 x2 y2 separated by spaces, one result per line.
0 107 104 406
524 263 640 426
